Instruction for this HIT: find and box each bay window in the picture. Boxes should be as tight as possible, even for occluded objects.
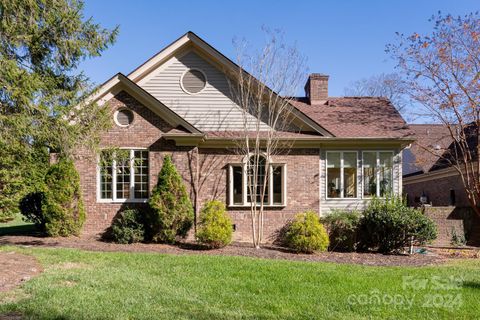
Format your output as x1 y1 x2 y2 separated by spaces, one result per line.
362 151 394 197
326 151 358 198
229 155 286 206
98 149 149 202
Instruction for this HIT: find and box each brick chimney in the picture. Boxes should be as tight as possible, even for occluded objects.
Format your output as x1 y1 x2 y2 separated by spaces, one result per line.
304 74 329 104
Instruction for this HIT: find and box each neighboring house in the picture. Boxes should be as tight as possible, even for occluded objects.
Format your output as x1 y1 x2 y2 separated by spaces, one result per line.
403 124 469 207
78 32 413 242
403 124 480 246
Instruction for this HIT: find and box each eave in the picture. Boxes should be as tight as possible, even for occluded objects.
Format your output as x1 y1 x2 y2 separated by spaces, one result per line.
403 166 459 185
162 134 414 148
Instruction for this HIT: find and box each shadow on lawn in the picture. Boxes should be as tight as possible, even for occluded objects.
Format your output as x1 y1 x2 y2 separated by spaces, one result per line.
0 223 41 237
463 281 480 290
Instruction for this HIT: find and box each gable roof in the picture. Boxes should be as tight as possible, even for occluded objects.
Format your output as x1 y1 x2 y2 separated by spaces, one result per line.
92 31 413 144
404 123 480 177
402 124 454 176
126 31 333 137
90 73 202 134
291 97 413 139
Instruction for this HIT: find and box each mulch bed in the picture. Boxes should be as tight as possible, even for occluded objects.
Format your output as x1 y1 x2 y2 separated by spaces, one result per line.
428 247 480 259
0 235 448 267
0 251 41 293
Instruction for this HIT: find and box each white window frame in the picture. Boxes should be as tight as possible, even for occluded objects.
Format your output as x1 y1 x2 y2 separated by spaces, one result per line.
325 151 359 199
97 148 149 203
361 151 394 198
228 157 287 207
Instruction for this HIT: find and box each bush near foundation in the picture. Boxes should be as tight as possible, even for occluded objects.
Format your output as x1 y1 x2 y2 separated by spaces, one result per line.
284 211 329 253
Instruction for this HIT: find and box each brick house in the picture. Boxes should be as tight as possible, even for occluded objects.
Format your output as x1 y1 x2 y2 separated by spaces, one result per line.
78 32 413 242
403 124 480 245
403 124 470 207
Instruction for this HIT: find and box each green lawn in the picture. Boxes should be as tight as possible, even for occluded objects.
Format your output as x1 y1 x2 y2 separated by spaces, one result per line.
0 246 479 319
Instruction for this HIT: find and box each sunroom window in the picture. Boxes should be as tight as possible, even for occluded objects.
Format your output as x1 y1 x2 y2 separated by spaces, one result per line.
326 151 358 198
229 155 286 207
99 149 149 202
362 151 394 197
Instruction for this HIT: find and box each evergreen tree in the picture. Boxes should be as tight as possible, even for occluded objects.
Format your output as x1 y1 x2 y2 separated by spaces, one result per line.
43 158 85 236
0 0 117 221
148 155 194 243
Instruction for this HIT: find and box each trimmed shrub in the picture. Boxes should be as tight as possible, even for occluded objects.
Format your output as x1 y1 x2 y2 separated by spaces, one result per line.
358 196 437 253
284 211 329 253
147 155 194 243
42 159 85 237
19 192 46 229
196 200 233 248
322 209 361 252
111 209 145 244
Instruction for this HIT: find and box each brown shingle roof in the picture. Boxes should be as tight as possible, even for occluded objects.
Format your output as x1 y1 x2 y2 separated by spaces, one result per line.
290 97 413 138
402 124 454 176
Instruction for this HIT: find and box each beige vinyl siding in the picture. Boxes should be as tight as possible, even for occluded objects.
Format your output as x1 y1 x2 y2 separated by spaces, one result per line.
319 149 402 215
139 50 270 131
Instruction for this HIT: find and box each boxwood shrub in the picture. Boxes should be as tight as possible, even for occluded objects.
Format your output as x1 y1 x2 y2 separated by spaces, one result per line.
284 211 329 253
111 208 145 244
196 200 233 248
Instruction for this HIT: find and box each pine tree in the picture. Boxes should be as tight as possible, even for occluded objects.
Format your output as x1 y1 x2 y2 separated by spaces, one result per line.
0 0 117 222
148 155 194 243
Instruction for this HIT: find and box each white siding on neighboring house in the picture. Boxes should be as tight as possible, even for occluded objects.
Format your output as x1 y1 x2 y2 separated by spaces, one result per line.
319 149 403 215
139 50 270 131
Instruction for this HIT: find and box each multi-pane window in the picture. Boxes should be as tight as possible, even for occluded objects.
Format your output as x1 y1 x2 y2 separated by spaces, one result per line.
99 149 149 201
133 151 149 199
362 151 394 198
229 155 286 206
326 152 358 198
272 166 283 205
116 157 131 199
326 151 395 199
100 164 113 199
247 155 268 204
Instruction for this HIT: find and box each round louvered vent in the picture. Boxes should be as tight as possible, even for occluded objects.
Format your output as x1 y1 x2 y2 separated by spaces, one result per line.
181 69 207 94
114 109 134 127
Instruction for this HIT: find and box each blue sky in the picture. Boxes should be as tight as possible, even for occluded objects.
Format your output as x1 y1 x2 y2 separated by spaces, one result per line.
80 0 479 96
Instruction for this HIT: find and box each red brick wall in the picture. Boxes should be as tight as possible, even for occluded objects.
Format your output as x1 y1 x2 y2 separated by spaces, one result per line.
195 149 320 242
403 174 470 207
75 90 320 243
423 207 480 246
75 91 196 235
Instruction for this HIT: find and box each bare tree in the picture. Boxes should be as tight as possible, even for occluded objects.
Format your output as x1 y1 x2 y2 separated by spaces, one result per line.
388 12 480 216
344 73 408 114
228 29 307 248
